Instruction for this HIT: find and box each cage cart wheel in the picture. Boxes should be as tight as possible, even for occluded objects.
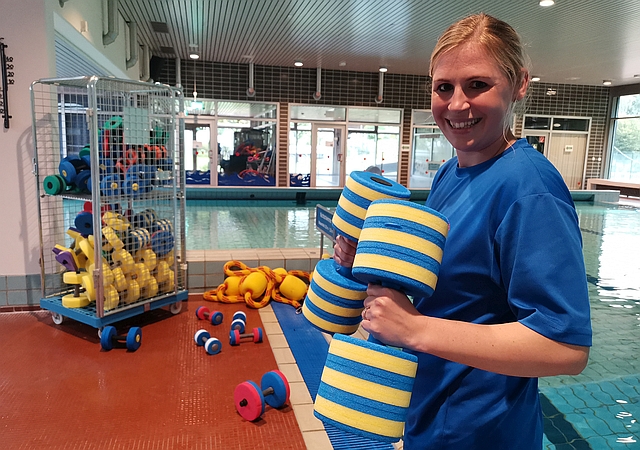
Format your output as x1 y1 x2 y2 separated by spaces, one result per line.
51 312 64 325
170 301 182 315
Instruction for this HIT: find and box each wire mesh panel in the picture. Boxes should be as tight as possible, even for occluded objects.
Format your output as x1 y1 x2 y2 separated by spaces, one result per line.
31 76 187 325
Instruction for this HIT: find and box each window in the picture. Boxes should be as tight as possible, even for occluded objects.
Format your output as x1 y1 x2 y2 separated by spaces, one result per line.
608 94 640 182
409 110 455 188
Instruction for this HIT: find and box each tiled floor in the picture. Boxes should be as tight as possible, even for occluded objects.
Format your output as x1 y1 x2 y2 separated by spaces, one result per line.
0 298 310 450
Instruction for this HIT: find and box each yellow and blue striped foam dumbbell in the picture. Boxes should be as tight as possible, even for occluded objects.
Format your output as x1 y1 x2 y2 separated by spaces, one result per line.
302 171 411 335
352 198 449 297
314 334 418 443
314 199 449 443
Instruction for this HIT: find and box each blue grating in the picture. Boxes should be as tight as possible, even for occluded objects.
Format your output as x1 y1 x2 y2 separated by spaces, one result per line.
271 302 394 450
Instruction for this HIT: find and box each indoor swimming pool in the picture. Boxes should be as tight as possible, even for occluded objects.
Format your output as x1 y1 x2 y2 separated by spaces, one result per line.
184 198 640 448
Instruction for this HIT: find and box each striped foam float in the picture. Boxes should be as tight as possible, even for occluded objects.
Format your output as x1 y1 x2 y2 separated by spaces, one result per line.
352 199 449 297
314 333 418 443
301 259 367 335
332 171 410 242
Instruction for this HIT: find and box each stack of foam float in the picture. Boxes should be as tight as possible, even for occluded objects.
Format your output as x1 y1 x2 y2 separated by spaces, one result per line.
302 171 449 444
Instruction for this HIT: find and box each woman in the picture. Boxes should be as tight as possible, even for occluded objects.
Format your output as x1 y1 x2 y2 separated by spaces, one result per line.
334 13 592 449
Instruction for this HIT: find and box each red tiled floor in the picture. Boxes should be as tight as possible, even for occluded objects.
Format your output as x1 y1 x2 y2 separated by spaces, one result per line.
0 299 306 449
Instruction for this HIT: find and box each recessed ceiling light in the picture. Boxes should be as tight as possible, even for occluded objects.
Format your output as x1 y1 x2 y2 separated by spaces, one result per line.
189 53 200 60
379 66 388 73
339 61 346 67
603 80 612 86
531 76 541 82
539 0 555 6
294 61 303 67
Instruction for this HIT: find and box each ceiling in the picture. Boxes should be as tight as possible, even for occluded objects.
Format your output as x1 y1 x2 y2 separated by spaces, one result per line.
118 0 640 87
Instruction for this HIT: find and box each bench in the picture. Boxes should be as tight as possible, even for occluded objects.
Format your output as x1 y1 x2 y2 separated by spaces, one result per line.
586 179 640 198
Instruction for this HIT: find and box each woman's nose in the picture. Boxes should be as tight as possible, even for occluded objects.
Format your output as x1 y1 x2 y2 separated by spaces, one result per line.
449 88 470 111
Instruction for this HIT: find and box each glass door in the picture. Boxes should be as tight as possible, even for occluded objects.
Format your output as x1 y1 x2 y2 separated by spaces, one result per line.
313 124 346 187
184 119 217 185
524 132 550 156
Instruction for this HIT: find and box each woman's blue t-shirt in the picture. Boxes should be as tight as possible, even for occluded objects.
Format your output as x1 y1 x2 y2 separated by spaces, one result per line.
404 139 592 449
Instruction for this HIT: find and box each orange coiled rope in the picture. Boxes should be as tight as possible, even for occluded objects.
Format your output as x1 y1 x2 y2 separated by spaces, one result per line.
203 261 311 309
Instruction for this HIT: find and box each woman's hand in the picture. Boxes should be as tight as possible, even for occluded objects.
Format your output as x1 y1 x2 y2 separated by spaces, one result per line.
361 284 422 349
333 235 357 268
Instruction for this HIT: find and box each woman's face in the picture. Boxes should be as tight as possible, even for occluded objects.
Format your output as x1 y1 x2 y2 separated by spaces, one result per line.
430 42 526 167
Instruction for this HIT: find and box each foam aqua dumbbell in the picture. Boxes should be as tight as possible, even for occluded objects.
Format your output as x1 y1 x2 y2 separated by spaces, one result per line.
195 306 223 325
194 329 222 355
101 326 142 351
230 311 247 333
302 171 411 334
314 334 418 443
61 271 91 308
352 199 449 297
313 199 450 443
135 248 157 271
332 171 411 242
229 327 263 346
234 370 290 422
302 258 367 335
112 248 135 274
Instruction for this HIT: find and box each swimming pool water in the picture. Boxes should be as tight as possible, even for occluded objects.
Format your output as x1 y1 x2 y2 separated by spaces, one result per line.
184 199 640 448
185 199 335 251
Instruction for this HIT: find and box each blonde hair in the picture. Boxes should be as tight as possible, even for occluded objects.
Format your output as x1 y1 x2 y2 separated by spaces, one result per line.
430 13 529 97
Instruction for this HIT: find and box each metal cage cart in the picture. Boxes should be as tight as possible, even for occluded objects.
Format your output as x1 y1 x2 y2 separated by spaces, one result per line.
31 76 188 336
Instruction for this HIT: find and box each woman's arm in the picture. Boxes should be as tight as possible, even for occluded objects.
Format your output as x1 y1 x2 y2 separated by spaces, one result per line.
363 285 589 378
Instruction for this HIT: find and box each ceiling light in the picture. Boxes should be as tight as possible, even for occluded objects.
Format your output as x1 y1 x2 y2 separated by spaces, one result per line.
539 0 555 6
379 66 388 73
339 61 346 67
189 53 200 60
603 80 612 86
634 74 640 78
294 61 303 67
531 76 541 82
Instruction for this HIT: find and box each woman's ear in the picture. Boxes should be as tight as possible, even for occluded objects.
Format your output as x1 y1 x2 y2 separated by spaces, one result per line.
513 69 530 101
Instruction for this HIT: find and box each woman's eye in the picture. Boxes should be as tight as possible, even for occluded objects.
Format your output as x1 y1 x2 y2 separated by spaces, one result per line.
436 83 453 92
470 81 488 89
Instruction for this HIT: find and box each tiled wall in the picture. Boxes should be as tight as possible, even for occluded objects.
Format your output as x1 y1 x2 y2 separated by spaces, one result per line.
0 275 43 312
156 58 612 180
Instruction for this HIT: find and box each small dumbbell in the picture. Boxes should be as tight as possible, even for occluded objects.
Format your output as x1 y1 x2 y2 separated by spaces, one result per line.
100 325 142 351
234 370 290 421
230 311 247 333
230 327 263 346
194 329 222 355
195 306 223 325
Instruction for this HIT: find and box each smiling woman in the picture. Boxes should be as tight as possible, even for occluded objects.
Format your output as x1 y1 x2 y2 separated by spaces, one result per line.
333 13 592 450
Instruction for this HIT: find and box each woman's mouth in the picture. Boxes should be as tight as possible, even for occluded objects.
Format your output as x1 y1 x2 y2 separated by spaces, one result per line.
447 118 481 129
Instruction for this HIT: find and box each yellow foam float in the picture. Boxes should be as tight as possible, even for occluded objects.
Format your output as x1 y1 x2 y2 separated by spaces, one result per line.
203 260 311 309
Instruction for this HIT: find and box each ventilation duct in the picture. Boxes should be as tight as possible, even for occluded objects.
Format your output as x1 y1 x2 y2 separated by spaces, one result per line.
125 21 138 69
175 57 181 88
375 71 384 104
140 43 150 81
103 0 119 46
313 67 322 101
246 62 256 97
